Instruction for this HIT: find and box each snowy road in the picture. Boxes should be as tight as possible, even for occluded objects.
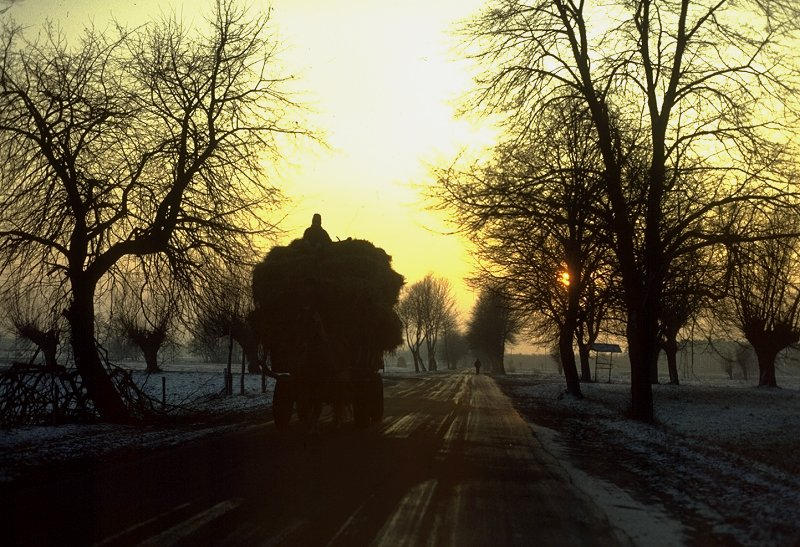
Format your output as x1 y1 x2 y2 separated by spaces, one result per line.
2 371 623 545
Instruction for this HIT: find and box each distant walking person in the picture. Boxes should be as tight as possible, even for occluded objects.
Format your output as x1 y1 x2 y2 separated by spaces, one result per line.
474 358 482 375
303 213 332 248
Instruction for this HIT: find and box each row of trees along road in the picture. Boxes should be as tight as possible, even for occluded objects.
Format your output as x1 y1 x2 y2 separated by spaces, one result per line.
397 276 521 374
2 256 266 375
0 1 311 422
436 0 800 420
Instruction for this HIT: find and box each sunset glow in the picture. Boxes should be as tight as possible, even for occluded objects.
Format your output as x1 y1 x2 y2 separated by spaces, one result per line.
4 2 800 541
6 0 494 314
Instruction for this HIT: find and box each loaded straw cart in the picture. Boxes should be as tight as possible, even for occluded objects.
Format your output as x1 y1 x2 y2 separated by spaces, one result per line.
251 235 404 429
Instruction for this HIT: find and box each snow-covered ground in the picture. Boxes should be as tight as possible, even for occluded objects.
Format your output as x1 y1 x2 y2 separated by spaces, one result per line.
0 366 276 483
499 373 800 546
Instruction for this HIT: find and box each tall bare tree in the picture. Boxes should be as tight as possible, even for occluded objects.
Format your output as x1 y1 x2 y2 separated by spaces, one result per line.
0 1 309 421
396 276 456 372
397 281 427 372
462 0 800 420
418 274 456 372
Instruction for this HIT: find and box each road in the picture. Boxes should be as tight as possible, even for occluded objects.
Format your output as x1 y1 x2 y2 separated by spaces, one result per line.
3 371 624 546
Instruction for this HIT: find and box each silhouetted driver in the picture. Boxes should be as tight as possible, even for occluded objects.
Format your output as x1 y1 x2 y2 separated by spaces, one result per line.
303 213 332 248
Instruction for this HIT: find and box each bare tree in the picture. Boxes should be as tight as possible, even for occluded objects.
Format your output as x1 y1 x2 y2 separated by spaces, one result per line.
657 246 718 385
726 224 800 387
396 275 457 372
397 282 428 373
111 261 181 373
193 263 263 373
461 0 800 420
1 279 66 369
0 2 310 420
418 274 456 372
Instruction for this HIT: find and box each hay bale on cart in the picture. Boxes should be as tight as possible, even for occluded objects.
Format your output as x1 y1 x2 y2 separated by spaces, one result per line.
251 235 403 428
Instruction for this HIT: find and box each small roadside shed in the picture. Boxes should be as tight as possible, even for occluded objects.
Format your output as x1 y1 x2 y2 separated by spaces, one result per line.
590 342 622 383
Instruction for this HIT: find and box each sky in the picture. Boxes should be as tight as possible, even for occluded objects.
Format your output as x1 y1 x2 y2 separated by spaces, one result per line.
3 0 496 319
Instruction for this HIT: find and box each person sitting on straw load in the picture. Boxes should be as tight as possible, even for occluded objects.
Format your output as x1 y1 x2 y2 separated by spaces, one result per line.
303 213 332 248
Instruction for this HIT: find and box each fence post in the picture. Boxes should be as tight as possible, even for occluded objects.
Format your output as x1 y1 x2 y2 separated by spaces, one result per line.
51 380 58 424
261 369 266 393
240 347 246 396
226 331 234 396
162 376 166 409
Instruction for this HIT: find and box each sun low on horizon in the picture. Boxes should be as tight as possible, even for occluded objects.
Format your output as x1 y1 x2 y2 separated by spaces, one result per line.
271 0 496 317
4 0 496 317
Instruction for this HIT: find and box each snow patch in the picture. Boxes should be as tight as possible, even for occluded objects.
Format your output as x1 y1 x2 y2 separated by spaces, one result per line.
532 423 686 546
502 375 800 545
0 369 275 483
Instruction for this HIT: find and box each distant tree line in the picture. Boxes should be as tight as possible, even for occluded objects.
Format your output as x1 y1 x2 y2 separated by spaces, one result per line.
396 274 523 375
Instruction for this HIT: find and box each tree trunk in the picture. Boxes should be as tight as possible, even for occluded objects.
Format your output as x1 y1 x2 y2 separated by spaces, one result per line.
626 310 656 422
412 348 425 372
558 325 582 397
649 352 659 384
577 342 591 382
240 337 262 374
42 340 59 370
587 87 657 422
492 352 506 374
67 282 130 422
560 273 583 397
231 324 262 374
426 340 437 371
142 345 160 373
664 337 680 385
754 346 779 387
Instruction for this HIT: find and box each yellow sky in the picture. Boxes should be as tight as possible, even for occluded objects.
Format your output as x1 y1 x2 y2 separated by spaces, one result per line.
6 0 495 319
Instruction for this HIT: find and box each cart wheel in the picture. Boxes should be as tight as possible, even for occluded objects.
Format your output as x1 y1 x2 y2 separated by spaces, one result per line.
273 378 294 429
